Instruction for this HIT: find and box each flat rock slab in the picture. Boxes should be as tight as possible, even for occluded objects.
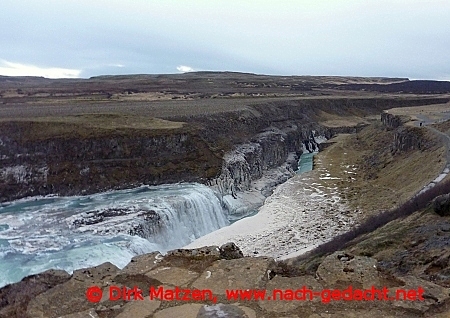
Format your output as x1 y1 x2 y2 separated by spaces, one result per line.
307 309 399 318
192 257 274 295
146 266 200 287
153 303 204 318
118 252 163 276
26 262 125 318
152 303 255 318
228 304 257 318
259 275 323 312
58 308 99 318
316 251 380 289
26 279 97 318
115 299 161 318
111 275 162 298
72 262 119 285
392 275 450 313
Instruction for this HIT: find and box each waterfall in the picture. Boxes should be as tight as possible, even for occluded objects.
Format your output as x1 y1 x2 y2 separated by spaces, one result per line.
0 183 229 287
139 185 229 250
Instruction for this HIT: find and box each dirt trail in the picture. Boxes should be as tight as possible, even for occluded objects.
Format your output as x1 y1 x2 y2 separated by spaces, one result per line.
386 103 450 190
414 113 450 193
426 125 450 163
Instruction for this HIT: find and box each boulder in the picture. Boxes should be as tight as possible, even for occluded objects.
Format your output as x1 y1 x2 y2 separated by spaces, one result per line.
220 242 244 260
433 193 450 216
162 246 222 272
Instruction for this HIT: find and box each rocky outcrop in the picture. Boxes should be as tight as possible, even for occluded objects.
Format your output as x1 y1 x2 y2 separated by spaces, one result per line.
0 269 71 318
219 242 245 260
214 128 296 197
381 112 403 130
2 246 449 318
391 127 425 153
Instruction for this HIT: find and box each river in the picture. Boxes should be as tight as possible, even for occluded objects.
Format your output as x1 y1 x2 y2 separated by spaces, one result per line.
0 183 227 287
0 152 316 287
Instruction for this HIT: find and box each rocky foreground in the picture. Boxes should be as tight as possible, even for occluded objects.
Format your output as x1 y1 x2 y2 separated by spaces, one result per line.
1 241 449 318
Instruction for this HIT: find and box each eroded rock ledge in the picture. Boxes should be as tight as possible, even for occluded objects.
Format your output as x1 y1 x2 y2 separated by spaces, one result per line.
2 97 446 202
1 244 449 318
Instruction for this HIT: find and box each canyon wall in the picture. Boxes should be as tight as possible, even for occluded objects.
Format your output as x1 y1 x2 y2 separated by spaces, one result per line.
1 97 447 202
380 111 434 153
0 126 222 202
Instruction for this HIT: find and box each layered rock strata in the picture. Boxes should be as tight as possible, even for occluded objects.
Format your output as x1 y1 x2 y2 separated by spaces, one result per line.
1 97 446 202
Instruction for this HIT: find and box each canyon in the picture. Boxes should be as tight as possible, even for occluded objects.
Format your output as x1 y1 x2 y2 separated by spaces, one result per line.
1 73 450 317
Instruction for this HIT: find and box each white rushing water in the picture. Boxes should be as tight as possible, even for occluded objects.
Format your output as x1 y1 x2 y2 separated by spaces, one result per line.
0 183 228 287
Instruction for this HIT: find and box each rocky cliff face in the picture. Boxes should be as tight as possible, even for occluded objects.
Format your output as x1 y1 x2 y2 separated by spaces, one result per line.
1 97 444 202
380 111 433 154
0 121 327 203
392 127 426 153
381 112 403 129
212 126 325 199
0 124 222 202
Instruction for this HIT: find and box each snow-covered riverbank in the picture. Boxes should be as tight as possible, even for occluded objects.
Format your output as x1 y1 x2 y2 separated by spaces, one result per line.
185 157 356 259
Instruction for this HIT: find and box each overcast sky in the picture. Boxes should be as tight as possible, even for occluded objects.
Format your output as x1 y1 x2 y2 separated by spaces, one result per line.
1 0 449 79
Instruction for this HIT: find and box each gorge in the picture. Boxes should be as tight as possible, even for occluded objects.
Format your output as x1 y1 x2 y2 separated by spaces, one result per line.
1 73 450 317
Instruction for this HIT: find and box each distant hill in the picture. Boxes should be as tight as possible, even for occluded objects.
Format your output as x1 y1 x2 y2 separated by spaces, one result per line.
0 72 448 95
331 80 450 94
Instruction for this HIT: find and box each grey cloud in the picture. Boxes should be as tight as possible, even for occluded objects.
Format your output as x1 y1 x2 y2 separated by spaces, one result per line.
0 0 449 79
